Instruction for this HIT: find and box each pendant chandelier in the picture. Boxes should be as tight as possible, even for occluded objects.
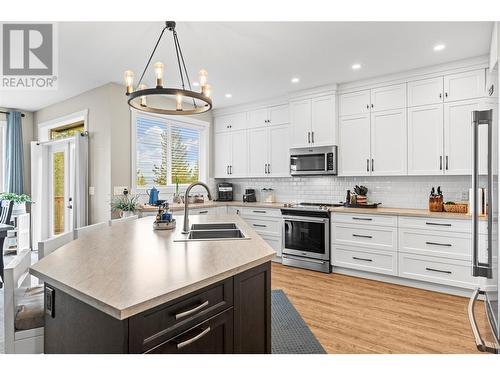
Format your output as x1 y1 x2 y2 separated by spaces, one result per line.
124 21 212 115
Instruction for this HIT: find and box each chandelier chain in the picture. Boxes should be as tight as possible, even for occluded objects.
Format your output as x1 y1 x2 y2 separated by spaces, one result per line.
174 31 197 108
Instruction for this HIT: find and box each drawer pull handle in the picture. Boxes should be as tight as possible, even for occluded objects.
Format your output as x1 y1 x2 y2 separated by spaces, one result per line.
253 210 267 214
425 222 452 227
175 300 209 320
198 210 209 214
352 234 372 239
176 327 211 349
352 217 372 221
426 241 452 247
353 256 373 262
425 267 452 275
253 224 267 228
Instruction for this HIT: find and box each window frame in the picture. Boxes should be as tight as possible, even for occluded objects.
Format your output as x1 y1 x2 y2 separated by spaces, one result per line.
130 109 210 194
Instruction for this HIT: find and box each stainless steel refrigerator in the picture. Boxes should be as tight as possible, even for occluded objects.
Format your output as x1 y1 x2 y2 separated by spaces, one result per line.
468 109 500 353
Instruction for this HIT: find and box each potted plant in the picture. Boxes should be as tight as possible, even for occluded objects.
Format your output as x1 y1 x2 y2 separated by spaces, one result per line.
111 194 139 218
0 192 32 215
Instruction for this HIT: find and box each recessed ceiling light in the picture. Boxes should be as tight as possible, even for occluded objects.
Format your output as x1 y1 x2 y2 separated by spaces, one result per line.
433 44 446 51
351 63 361 70
291 77 300 83
225 93 232 98
192 81 199 87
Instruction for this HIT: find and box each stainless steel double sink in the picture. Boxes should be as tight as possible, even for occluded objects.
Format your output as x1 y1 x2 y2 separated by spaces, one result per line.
174 223 250 242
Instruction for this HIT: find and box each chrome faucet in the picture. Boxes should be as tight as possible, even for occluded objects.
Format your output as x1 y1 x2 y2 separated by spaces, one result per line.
182 181 213 234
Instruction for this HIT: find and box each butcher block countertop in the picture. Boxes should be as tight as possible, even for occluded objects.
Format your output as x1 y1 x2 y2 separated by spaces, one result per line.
30 214 275 320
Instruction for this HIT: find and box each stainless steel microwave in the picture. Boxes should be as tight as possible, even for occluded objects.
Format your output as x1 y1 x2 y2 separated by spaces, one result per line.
290 145 337 176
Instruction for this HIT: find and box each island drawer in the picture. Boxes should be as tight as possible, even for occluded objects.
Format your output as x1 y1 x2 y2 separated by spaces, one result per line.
129 278 233 353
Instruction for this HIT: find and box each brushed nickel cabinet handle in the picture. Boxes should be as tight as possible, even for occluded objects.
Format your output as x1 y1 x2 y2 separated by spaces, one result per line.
371 158 374 172
426 241 452 247
198 210 209 214
352 234 373 239
308 132 311 144
425 267 452 274
176 327 211 349
440 156 443 170
446 156 449 170
175 300 209 320
353 256 373 262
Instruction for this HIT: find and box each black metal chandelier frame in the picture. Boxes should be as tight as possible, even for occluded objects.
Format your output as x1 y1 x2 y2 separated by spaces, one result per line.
126 21 212 115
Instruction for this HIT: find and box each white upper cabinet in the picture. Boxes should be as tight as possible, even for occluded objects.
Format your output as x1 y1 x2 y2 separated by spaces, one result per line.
407 104 444 175
290 99 313 147
268 125 291 177
214 132 231 178
268 104 290 126
291 94 336 147
229 130 249 177
370 109 407 176
248 127 269 177
339 114 371 176
214 112 247 133
407 77 444 107
443 69 486 102
311 95 336 146
370 84 406 112
247 108 269 128
339 90 370 116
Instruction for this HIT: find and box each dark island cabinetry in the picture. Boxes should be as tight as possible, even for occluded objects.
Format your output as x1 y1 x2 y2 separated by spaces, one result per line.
44 261 271 354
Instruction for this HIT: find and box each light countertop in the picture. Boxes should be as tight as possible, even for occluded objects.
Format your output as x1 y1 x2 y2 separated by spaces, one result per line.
30 214 275 320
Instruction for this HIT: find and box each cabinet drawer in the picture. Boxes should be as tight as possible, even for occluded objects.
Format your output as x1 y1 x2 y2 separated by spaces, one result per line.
146 308 234 354
399 229 488 261
332 223 397 252
398 253 479 289
243 217 281 235
129 279 233 353
331 212 397 227
398 216 486 233
241 207 282 218
332 245 398 276
260 233 282 257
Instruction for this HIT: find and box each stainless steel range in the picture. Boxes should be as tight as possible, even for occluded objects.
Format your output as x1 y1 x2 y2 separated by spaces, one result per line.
280 202 342 273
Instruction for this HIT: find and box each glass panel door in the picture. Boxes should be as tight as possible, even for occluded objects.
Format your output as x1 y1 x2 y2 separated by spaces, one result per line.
50 142 73 236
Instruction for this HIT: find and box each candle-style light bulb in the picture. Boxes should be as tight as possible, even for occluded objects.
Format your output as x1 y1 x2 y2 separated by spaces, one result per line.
139 84 147 107
198 69 208 89
203 84 212 98
154 62 164 87
124 70 134 94
176 93 183 111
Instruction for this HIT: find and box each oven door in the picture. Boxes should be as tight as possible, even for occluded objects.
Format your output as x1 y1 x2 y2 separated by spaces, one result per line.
290 153 327 175
282 215 329 260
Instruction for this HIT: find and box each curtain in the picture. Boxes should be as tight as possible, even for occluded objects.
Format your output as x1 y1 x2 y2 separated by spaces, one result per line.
74 133 88 228
5 111 24 194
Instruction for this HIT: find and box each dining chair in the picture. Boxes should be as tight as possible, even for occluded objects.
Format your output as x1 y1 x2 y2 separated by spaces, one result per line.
74 221 107 239
37 231 74 260
0 200 14 287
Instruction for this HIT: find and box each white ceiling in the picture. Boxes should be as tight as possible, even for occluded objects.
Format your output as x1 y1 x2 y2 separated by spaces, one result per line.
0 21 493 112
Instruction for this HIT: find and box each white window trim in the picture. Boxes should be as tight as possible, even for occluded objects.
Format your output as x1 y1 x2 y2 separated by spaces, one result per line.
37 109 89 141
0 120 6 191
130 109 210 194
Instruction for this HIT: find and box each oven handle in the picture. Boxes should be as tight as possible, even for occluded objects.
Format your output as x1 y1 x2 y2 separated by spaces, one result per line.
282 215 329 223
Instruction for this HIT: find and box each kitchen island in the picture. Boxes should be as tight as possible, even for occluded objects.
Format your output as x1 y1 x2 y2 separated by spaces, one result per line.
30 214 274 354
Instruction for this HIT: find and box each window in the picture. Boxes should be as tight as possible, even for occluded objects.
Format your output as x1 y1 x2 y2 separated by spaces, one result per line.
133 113 208 190
0 120 6 192
50 121 85 140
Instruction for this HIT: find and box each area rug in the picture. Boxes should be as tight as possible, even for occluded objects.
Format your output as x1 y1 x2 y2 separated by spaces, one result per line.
271 289 326 354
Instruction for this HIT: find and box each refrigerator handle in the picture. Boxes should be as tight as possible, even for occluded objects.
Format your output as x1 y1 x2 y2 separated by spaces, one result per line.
471 110 493 278
467 288 500 353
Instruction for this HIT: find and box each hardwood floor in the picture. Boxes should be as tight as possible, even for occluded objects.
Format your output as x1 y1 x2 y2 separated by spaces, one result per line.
271 263 492 354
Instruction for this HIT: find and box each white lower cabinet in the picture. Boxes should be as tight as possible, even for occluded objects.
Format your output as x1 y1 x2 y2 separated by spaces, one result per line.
332 245 398 276
332 223 397 252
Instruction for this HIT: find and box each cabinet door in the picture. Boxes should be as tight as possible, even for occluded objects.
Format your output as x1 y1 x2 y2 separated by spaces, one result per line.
290 99 312 147
370 109 407 176
407 104 444 175
338 114 371 176
268 125 290 177
339 90 370 116
248 128 269 177
311 95 336 146
214 132 230 178
407 77 443 107
229 130 249 177
444 99 482 175
370 83 406 112
444 69 486 102
214 115 232 133
247 108 269 129
268 104 289 126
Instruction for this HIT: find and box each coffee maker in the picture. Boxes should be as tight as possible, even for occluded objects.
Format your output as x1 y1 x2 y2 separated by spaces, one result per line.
216 182 233 201
243 188 256 203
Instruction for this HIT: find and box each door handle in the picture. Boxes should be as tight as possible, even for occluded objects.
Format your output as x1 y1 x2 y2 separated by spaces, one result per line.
230 165 232 174
445 155 449 170
352 217 372 221
371 158 374 172
265 164 268 174
308 132 311 144
253 224 267 228
425 222 451 227
267 163 271 174
439 156 443 170
352 234 373 239
366 159 369 172
311 131 314 143
67 205 73 209
425 241 452 247
468 289 500 353
425 267 452 274
226 165 229 175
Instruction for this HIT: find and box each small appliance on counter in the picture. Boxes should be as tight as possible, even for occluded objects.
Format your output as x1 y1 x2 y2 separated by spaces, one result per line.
153 202 176 230
216 182 233 201
243 188 256 202
261 188 275 203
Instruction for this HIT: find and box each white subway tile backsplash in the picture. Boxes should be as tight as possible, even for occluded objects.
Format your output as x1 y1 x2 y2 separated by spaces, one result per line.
215 175 471 209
